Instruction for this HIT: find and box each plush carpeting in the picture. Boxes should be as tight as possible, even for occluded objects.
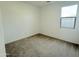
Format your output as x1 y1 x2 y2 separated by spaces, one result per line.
5 34 79 57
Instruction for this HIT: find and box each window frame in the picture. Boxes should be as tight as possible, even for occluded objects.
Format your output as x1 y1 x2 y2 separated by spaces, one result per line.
60 17 76 29
60 5 78 29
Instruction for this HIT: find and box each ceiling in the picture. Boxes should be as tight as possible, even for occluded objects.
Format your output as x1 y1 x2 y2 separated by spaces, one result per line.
23 1 55 7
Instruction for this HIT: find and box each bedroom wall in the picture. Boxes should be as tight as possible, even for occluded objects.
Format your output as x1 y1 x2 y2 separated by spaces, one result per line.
40 1 79 44
0 1 79 45
0 8 6 56
0 2 40 44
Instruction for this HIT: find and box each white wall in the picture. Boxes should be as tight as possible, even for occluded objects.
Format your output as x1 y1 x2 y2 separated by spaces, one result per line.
40 1 79 44
0 1 79 45
0 8 6 57
0 2 40 44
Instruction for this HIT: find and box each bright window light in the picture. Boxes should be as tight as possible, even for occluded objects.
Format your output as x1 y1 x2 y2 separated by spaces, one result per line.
61 5 78 17
60 5 78 29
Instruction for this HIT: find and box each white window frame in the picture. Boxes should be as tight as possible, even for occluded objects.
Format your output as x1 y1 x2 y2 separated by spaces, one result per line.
60 5 78 29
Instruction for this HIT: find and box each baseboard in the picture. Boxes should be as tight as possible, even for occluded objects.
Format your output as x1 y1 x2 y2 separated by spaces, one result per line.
38 33 79 46
6 33 79 46
5 33 39 45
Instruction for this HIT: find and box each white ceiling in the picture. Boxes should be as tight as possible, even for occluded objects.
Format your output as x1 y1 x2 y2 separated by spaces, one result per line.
23 1 55 7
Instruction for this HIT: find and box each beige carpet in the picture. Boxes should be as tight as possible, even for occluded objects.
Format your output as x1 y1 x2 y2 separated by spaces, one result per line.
5 34 79 57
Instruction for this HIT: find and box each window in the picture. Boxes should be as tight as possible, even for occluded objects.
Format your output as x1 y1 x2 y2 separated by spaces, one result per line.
60 5 78 29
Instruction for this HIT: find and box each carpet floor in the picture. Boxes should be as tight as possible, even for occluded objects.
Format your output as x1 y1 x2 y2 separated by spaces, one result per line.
5 34 79 57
